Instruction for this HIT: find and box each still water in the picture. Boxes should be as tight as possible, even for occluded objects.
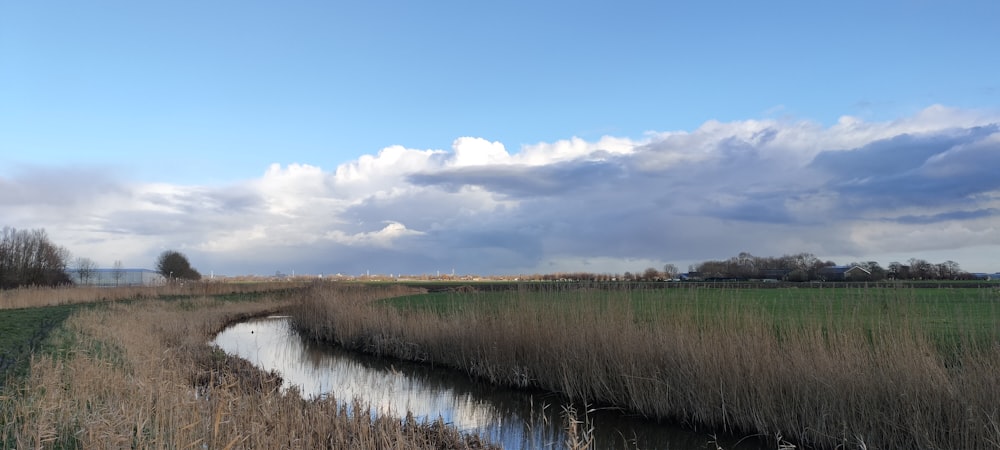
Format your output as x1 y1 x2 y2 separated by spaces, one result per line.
213 316 766 449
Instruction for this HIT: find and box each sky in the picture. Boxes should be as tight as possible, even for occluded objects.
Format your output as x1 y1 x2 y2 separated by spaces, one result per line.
2 1 999 276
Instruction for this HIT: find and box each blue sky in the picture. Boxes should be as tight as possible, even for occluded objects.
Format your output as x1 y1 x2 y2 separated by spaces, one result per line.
2 1 999 275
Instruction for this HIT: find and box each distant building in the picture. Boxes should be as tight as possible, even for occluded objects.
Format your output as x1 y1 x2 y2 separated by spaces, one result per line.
816 265 871 281
759 268 793 280
72 269 165 287
680 272 702 281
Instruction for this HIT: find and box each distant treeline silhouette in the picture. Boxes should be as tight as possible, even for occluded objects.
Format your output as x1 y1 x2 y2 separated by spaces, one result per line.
0 227 72 289
498 252 980 282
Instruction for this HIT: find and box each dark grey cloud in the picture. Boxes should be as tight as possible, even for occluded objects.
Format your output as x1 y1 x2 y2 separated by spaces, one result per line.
407 159 628 198
810 126 997 179
892 208 1000 225
811 124 1000 213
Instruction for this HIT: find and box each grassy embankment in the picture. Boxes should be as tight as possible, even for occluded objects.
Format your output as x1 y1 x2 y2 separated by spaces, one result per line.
0 282 308 384
291 282 1000 450
1 284 497 449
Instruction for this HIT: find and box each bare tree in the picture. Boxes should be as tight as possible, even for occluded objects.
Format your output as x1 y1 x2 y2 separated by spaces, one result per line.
937 260 962 280
908 258 934 279
642 267 661 281
0 227 71 288
112 260 125 287
663 263 679 279
75 257 99 285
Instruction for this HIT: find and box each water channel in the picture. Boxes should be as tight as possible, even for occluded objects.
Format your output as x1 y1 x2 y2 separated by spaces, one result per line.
213 316 768 449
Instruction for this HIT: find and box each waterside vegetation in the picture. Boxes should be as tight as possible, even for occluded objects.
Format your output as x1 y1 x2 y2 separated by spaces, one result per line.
1 286 498 449
291 282 1000 449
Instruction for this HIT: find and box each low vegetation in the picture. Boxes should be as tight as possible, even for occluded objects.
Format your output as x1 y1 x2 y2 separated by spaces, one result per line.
1 286 497 449
291 282 1000 449
0 304 79 383
0 281 307 310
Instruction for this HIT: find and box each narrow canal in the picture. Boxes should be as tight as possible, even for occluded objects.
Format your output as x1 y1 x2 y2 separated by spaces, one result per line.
213 316 767 449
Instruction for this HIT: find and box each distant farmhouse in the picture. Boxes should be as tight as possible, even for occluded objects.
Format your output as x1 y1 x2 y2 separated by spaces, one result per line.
816 265 871 281
72 269 165 287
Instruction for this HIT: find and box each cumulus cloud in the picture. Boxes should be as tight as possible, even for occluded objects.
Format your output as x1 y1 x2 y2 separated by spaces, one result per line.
4 105 999 274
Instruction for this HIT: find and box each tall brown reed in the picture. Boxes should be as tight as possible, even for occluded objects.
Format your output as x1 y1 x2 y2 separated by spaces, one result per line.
1 293 496 449
290 283 1000 450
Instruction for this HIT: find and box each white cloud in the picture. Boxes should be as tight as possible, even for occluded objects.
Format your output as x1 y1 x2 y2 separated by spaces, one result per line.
449 137 512 167
5 105 1000 274
324 221 424 248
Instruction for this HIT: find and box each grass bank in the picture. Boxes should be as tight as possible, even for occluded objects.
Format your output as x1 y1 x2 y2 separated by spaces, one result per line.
1 290 497 449
0 281 309 310
0 283 307 387
291 283 1000 449
0 303 80 385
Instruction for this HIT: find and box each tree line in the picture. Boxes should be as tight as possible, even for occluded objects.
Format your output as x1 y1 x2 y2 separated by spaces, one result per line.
691 251 975 281
0 227 72 289
499 253 980 283
1 226 201 289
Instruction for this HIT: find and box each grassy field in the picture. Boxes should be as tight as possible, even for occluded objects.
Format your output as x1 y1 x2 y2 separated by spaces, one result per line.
292 282 1000 450
1 284 498 449
385 284 1000 353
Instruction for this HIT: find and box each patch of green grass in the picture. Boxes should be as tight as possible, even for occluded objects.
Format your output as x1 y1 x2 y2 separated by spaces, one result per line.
383 284 1000 355
0 303 80 385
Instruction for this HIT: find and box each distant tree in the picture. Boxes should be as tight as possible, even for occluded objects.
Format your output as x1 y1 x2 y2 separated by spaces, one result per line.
887 261 906 279
908 258 934 279
156 250 201 281
936 260 962 280
0 227 72 289
112 259 125 286
642 267 661 281
733 252 757 279
663 263 679 279
74 257 99 285
696 260 728 279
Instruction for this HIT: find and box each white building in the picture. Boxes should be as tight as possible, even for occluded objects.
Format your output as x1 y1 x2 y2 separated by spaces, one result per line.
72 268 165 287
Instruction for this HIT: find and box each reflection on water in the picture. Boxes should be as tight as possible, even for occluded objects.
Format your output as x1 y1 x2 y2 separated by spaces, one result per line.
213 316 765 450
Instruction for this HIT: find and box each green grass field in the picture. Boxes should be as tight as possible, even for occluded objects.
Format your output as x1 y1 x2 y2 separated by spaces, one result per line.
384 284 1000 353
295 282 1000 448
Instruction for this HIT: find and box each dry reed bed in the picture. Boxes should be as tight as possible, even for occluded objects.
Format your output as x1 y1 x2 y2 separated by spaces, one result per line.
1 294 496 449
291 284 1000 450
0 282 308 310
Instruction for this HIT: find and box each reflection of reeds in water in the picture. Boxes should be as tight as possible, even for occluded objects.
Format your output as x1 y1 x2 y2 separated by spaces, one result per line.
290 282 1000 450
0 295 498 449
226 316 587 448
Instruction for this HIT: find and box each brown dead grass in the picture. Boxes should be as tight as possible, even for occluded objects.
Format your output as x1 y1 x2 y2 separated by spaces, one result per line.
0 292 496 449
0 282 306 310
291 283 1000 450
